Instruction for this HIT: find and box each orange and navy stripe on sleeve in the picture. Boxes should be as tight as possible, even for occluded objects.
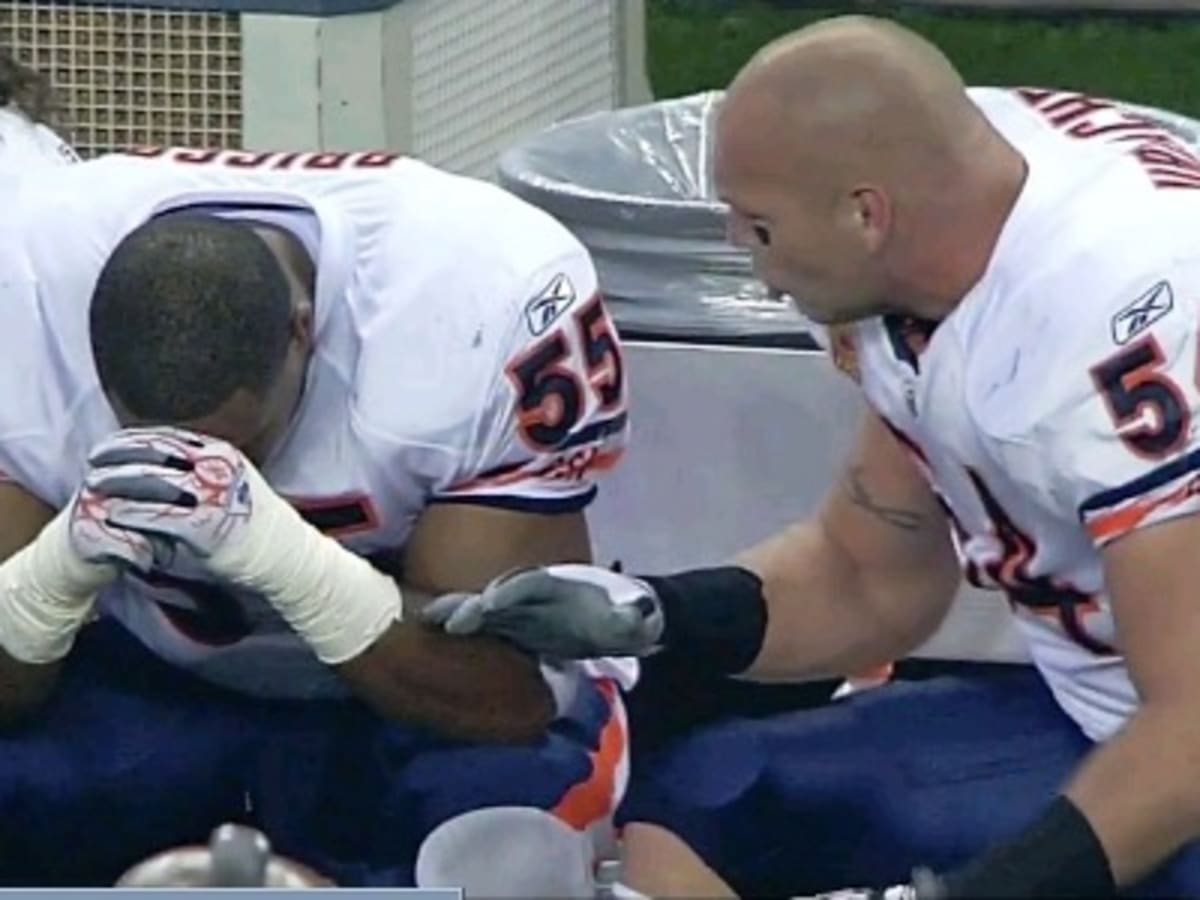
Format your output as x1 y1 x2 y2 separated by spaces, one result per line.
1079 450 1200 545
432 411 627 513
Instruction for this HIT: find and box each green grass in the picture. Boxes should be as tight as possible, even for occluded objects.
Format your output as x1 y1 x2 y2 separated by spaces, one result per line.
647 1 1200 117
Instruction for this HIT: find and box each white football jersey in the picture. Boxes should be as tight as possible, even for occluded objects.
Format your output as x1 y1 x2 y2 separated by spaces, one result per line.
829 86 1200 741
0 104 77 175
0 148 630 697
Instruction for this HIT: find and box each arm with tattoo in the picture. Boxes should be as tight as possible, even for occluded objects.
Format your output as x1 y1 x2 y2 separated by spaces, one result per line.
844 464 926 532
421 412 961 683
734 411 962 680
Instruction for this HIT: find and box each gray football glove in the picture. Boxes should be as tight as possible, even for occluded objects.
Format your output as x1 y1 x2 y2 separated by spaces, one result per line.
421 564 664 660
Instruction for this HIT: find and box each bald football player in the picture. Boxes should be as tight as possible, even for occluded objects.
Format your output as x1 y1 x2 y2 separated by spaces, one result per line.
427 15 1200 899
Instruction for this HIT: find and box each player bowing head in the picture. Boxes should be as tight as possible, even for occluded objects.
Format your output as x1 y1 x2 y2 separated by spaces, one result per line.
90 213 312 463
0 146 632 893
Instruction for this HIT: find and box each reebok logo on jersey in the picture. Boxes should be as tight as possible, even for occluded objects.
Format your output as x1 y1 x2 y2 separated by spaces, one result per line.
1111 280 1174 345
525 274 576 336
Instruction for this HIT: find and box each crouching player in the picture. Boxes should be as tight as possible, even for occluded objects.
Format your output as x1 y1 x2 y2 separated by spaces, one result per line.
0 145 632 895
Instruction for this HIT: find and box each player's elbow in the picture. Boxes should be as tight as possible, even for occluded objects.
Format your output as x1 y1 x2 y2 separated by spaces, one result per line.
362 675 555 744
362 672 554 744
873 561 960 651
818 559 960 677
335 623 556 744
451 694 555 745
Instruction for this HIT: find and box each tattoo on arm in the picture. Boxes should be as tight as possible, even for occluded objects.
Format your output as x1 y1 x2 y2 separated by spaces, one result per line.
844 466 926 532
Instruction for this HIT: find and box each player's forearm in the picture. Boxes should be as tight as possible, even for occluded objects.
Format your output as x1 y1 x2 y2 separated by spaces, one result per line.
0 507 113 724
734 518 959 681
721 413 960 681
420 430 961 684
274 567 556 741
924 702 1196 898
229 513 554 742
336 620 554 744
1064 702 1200 887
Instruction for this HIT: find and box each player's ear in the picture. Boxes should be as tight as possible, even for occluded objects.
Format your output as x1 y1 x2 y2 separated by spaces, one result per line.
290 301 315 351
848 184 890 253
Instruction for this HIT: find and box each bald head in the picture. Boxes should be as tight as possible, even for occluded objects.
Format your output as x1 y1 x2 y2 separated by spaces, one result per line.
720 15 981 185
714 15 1026 325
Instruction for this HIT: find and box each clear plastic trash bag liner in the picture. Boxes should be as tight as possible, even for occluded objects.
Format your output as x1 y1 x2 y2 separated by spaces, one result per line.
497 89 1200 342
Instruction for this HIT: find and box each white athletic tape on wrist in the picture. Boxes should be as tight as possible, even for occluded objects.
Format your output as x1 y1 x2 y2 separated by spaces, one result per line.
212 465 401 666
0 505 115 664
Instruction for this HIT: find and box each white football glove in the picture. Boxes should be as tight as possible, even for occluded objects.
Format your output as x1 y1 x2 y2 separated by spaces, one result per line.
81 425 401 666
67 478 160 571
81 426 255 574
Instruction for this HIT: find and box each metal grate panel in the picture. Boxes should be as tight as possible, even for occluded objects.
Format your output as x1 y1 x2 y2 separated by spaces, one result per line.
411 0 616 178
0 1 242 158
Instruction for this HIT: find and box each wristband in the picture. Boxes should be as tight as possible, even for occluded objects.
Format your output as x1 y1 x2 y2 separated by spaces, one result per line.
941 795 1115 898
642 566 767 675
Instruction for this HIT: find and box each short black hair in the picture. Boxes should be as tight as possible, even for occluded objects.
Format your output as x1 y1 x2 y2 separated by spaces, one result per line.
90 213 295 422
0 50 57 123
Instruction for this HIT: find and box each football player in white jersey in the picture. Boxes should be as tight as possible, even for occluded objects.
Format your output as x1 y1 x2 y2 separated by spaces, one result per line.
0 51 78 173
0 146 632 893
424 15 1200 900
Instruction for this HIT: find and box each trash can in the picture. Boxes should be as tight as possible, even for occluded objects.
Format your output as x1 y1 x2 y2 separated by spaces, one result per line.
497 91 812 347
498 89 1200 343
